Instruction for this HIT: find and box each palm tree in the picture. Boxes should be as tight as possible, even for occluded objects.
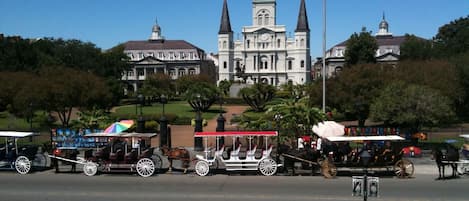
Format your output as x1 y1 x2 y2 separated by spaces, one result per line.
239 83 276 112
266 98 326 141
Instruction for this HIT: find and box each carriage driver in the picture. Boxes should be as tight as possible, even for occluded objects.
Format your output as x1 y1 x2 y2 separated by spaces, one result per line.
463 142 469 159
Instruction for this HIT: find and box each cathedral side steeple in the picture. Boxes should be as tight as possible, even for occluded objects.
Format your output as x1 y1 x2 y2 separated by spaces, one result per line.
219 0 232 34
295 0 310 32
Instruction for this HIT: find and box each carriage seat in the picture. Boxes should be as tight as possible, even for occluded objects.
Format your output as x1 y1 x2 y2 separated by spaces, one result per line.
125 150 138 164
246 145 257 160
262 144 273 158
109 149 124 163
139 148 154 159
230 145 241 160
214 145 225 158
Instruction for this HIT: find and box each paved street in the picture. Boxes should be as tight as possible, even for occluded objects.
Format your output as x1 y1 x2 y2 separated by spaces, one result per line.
0 166 468 201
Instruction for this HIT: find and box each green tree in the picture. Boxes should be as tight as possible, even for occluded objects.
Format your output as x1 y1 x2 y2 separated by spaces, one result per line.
75 107 111 129
370 82 455 130
265 98 325 139
344 28 379 66
141 73 175 99
239 83 276 112
176 74 212 95
327 63 391 126
218 79 232 97
434 15 469 57
400 34 434 60
451 52 469 119
184 82 219 112
39 67 112 127
393 60 464 109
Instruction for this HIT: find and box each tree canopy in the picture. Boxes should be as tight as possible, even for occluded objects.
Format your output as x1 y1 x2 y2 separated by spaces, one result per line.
370 82 455 130
239 83 276 112
344 28 379 66
434 15 469 57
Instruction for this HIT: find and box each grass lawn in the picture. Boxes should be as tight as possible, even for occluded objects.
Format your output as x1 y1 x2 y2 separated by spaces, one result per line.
114 101 222 120
0 112 41 131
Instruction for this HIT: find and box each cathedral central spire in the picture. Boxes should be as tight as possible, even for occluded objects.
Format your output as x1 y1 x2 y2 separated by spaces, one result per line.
295 0 310 32
219 0 232 34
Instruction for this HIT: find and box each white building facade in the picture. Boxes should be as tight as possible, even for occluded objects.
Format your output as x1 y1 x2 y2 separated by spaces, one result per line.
314 14 410 78
218 0 311 86
121 21 216 93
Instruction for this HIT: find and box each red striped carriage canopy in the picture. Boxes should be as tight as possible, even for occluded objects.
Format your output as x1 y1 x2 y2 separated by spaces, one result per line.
194 131 278 137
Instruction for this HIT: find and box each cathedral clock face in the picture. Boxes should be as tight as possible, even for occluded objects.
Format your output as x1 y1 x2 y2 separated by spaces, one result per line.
261 33 270 41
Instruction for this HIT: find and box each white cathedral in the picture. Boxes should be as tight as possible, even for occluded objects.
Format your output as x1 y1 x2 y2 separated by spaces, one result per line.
218 0 311 86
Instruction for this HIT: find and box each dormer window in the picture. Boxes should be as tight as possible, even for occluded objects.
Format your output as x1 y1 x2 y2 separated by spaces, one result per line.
138 52 144 59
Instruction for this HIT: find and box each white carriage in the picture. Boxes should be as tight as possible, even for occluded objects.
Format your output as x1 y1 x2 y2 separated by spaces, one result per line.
194 131 281 176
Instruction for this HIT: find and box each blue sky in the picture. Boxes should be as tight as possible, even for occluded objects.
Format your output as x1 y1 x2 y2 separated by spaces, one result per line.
1 0 468 58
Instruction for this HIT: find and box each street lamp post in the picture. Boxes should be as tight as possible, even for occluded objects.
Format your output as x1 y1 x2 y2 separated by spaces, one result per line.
137 94 145 133
274 114 282 162
360 151 371 201
159 95 168 147
322 0 327 113
194 94 204 151
216 95 226 146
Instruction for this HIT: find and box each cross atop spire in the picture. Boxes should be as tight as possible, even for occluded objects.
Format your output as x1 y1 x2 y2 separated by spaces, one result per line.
295 0 310 32
219 0 232 34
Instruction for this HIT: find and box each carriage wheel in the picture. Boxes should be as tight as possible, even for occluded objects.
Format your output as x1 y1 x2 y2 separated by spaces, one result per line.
15 156 31 175
394 159 414 178
83 162 98 176
195 160 210 176
321 159 337 178
136 158 155 177
258 158 277 176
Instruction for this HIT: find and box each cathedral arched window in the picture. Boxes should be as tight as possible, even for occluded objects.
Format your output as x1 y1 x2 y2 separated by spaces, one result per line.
288 60 292 70
258 15 263 25
277 39 281 48
301 60 305 68
247 40 250 48
300 39 305 47
265 14 269 25
223 61 227 69
223 41 227 49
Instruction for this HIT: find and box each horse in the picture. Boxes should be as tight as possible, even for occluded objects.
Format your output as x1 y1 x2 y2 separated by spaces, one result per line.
432 144 459 179
160 146 191 174
278 144 321 175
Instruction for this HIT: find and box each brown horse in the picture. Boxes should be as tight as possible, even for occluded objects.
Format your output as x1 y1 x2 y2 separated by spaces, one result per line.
160 146 191 174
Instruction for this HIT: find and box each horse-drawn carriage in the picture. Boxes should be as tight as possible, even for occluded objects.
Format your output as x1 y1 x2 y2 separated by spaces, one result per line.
322 135 414 178
50 132 162 177
193 131 280 176
0 131 49 174
280 135 414 178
